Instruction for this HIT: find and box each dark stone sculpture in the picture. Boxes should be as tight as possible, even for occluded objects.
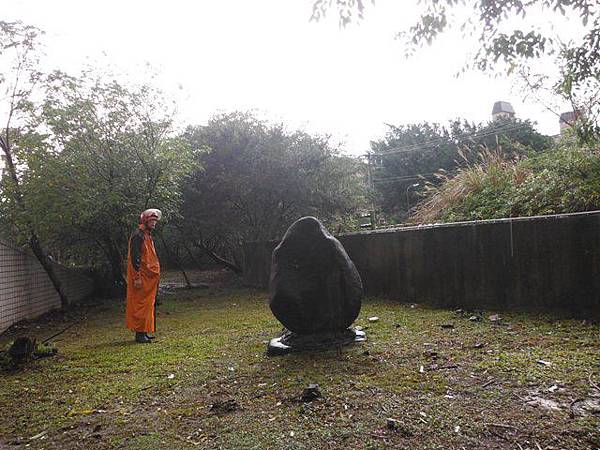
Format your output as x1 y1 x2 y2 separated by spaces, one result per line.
267 216 365 355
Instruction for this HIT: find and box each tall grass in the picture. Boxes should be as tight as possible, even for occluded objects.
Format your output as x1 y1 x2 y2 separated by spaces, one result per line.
410 144 600 224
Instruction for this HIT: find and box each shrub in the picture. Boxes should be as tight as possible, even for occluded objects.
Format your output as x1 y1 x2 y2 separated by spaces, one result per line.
411 143 600 224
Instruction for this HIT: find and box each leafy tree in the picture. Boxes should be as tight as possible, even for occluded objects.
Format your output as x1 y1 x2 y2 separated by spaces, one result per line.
312 0 600 142
370 117 551 220
17 72 194 286
0 21 69 308
178 112 369 269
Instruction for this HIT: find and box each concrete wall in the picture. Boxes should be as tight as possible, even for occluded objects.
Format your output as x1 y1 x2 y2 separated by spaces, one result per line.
242 211 600 317
0 238 94 334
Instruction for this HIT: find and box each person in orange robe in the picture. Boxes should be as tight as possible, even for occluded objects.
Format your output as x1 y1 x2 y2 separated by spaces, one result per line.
125 209 162 343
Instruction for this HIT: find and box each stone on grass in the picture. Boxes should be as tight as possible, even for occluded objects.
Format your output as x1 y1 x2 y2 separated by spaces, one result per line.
386 418 399 429
301 384 321 402
267 216 365 355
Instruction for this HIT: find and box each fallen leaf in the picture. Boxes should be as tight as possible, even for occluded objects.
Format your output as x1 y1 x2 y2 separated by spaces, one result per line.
29 431 47 440
67 409 97 417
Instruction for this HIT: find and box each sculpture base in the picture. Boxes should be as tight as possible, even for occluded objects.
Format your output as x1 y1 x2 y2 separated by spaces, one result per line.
267 327 366 356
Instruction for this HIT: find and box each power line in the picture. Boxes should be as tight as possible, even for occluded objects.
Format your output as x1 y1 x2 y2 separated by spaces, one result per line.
371 122 528 156
364 122 529 157
366 122 533 185
369 123 526 157
372 173 438 184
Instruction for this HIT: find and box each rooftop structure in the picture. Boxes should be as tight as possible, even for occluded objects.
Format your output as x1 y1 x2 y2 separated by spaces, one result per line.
492 101 515 119
559 111 578 132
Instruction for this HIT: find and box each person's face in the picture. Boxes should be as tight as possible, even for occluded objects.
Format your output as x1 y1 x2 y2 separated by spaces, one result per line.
146 218 158 230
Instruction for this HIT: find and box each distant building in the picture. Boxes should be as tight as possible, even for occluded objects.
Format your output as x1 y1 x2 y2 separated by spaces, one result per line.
559 111 578 133
492 101 515 120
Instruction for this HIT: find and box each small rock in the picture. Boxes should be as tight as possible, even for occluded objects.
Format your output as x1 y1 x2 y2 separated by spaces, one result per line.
469 316 481 322
525 396 562 411
454 309 464 315
424 349 438 358
386 418 399 430
488 314 501 322
571 398 600 417
301 384 321 402
537 360 552 366
368 317 379 323
547 384 558 392
209 399 239 414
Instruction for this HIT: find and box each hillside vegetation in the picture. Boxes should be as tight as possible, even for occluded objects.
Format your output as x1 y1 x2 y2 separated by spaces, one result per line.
412 141 600 224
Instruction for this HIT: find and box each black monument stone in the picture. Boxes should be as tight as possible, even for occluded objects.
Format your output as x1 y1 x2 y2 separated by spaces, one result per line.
267 216 365 355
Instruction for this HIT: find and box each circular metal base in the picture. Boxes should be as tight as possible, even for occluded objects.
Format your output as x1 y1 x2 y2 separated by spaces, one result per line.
266 327 366 356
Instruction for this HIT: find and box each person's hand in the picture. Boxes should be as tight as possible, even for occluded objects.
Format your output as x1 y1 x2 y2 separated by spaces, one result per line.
134 278 142 289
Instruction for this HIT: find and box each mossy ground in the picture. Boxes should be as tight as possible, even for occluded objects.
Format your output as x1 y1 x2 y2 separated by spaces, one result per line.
0 270 599 449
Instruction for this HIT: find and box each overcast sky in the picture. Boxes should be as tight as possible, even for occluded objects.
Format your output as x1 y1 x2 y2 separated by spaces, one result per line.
4 0 582 155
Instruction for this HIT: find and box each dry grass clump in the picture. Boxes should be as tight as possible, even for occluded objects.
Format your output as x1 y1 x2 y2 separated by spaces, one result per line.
411 149 524 224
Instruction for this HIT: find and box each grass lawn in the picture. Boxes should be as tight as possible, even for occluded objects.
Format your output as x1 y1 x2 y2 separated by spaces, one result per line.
1 271 599 449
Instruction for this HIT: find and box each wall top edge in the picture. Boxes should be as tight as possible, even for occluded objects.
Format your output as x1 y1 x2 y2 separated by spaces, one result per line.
244 210 600 244
342 210 600 237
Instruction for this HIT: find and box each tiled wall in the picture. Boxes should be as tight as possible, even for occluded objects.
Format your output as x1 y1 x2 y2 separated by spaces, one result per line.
0 239 94 334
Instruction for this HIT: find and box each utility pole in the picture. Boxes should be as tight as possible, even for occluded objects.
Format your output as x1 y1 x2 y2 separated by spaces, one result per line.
406 183 420 219
366 153 376 229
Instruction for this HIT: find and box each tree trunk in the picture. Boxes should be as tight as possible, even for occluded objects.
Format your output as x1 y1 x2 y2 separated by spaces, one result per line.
157 231 192 288
184 245 204 270
193 241 242 274
29 233 70 309
105 237 126 287
0 136 70 309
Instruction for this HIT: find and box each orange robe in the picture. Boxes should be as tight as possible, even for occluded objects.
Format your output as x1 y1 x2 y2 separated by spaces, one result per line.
125 225 160 332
